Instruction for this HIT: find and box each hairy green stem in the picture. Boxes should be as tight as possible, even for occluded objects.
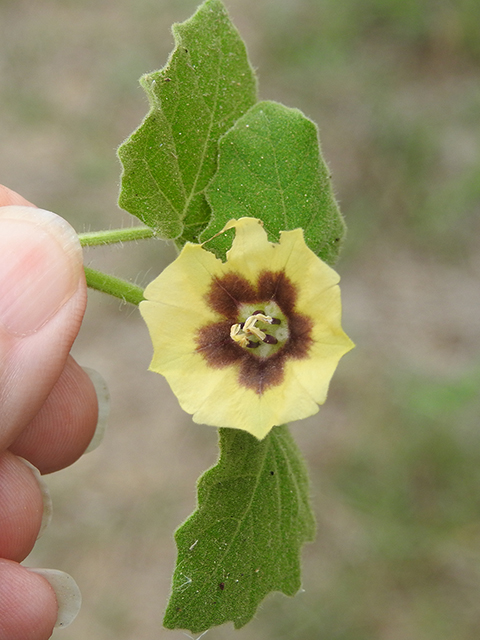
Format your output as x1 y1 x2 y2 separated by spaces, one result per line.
79 226 154 247
84 267 145 306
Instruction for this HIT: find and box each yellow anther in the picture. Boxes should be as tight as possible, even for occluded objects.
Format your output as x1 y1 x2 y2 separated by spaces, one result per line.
230 323 250 348
230 313 274 348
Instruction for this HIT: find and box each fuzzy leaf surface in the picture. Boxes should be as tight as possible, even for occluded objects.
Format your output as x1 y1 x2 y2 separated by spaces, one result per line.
202 100 345 264
163 425 316 633
117 0 257 243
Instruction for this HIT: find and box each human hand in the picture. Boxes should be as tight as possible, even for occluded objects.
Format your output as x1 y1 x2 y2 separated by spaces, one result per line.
0 186 106 639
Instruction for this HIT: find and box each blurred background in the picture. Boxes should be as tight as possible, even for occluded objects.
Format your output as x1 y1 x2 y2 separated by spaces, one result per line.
1 0 480 638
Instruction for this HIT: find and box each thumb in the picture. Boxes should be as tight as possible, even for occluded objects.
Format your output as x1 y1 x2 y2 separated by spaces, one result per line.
0 205 86 449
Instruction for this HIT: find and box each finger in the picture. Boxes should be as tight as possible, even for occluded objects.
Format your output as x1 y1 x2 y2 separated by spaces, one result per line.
0 560 58 640
0 184 35 207
9 356 99 475
0 452 45 561
0 205 86 449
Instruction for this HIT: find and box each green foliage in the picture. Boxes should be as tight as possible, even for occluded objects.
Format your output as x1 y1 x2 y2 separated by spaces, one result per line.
117 0 341 633
163 426 316 633
117 0 257 243
202 100 345 264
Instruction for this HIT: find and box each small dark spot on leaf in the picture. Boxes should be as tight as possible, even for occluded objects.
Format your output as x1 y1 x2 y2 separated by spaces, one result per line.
270 471 275 475
219 582 225 591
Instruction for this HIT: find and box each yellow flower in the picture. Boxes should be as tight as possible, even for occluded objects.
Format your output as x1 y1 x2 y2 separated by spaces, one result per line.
140 218 354 439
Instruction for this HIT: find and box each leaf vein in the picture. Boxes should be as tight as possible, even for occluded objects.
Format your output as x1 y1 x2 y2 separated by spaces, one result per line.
181 43 224 219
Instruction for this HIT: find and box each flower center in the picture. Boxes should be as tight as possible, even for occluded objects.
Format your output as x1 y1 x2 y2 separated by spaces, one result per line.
230 302 289 357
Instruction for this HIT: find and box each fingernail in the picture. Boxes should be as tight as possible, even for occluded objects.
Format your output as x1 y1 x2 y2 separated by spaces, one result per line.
27 568 82 628
0 206 82 336
17 457 53 538
82 367 110 453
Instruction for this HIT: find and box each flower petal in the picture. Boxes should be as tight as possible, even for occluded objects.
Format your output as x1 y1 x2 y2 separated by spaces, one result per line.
224 218 278 283
143 242 225 312
141 217 354 439
191 363 321 439
277 228 341 306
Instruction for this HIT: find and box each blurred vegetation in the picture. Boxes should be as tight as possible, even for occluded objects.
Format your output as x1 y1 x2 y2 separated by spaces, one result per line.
1 0 479 639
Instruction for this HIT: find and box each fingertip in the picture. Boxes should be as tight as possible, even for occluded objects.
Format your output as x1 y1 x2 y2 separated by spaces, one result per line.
10 357 101 474
0 185 35 208
0 560 58 640
0 205 83 337
0 204 87 449
0 452 44 561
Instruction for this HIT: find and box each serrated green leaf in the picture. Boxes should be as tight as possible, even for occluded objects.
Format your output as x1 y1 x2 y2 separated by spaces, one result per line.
202 100 346 264
117 0 257 242
163 425 316 633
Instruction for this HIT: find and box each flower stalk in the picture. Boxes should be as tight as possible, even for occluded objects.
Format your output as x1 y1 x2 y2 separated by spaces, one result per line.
79 227 152 304
84 267 144 306
79 226 154 247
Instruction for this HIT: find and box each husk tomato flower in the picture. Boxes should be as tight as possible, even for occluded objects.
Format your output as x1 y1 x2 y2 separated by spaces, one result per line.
140 217 353 439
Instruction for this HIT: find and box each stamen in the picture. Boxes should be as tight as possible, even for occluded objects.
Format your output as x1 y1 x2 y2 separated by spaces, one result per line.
254 312 281 326
246 313 271 325
230 312 278 348
230 323 250 348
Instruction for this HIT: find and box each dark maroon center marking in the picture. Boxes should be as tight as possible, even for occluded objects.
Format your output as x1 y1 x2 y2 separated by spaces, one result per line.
196 270 313 395
206 273 257 320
